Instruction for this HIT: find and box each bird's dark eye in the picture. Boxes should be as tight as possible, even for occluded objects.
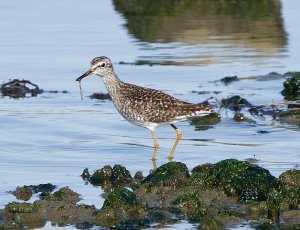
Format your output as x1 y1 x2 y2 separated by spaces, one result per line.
100 63 106 68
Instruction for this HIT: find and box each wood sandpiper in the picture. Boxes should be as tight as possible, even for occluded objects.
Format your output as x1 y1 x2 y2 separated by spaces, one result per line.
76 56 214 160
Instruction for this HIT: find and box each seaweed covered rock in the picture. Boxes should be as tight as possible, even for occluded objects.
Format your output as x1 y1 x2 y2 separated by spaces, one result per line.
5 202 39 214
282 73 300 100
142 161 189 188
13 186 33 201
205 159 279 201
40 187 80 204
102 187 142 213
280 170 300 188
89 164 132 186
96 187 146 228
171 192 206 221
190 163 214 187
0 79 43 98
89 165 113 185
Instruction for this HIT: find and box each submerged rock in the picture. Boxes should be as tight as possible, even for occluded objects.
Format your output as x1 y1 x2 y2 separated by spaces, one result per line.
89 92 111 100
0 79 43 98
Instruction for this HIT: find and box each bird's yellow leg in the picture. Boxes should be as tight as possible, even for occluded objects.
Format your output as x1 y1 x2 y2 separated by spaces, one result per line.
168 124 182 160
151 130 159 160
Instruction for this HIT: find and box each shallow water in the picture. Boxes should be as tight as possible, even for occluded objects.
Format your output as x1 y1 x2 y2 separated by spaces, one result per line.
0 0 299 229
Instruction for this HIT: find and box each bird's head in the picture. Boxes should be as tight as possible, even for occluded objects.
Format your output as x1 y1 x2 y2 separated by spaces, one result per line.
76 56 114 82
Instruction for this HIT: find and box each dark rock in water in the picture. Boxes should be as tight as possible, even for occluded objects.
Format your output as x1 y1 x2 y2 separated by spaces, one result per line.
205 159 279 201
13 183 56 201
81 168 91 180
90 165 113 185
111 164 132 184
282 73 300 100
27 183 56 194
142 161 189 188
220 76 238 85
233 112 256 123
190 113 220 131
89 164 132 186
0 79 43 98
221 95 252 111
89 92 111 100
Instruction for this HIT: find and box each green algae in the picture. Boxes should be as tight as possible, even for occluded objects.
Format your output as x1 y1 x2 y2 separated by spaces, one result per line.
102 187 142 213
205 159 279 201
171 192 206 220
142 161 189 188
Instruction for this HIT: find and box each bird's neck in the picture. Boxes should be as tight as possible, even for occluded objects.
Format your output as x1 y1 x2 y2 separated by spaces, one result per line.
101 72 122 98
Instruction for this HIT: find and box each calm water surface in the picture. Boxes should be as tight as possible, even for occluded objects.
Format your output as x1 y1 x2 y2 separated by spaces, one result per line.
0 0 299 229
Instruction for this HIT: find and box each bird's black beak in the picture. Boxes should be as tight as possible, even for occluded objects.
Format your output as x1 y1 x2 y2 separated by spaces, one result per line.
76 70 93 82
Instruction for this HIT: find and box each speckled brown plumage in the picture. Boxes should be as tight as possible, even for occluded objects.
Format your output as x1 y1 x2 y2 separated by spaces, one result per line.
76 56 214 161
